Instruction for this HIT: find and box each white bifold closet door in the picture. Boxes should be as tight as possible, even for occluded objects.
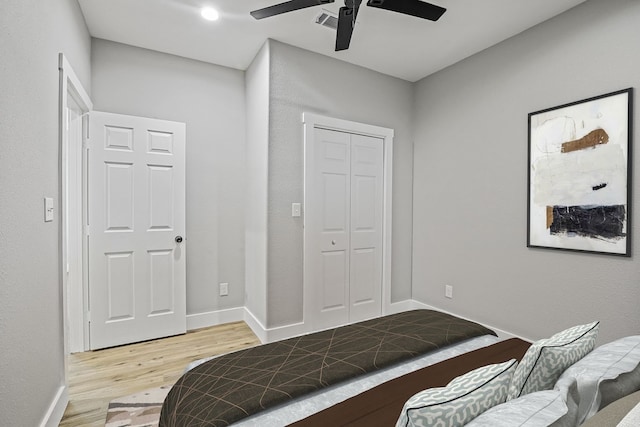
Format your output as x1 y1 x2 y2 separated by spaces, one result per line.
309 127 384 331
87 111 186 350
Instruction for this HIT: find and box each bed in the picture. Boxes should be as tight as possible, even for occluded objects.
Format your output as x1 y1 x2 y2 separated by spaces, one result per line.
160 310 640 427
159 309 525 427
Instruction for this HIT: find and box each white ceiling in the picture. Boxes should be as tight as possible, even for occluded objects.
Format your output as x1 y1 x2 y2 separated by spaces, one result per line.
78 0 588 82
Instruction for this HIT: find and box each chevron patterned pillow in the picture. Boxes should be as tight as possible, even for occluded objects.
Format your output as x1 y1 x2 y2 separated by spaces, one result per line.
508 321 599 400
396 359 518 427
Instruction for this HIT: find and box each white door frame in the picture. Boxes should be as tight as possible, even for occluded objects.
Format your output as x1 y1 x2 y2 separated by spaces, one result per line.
59 53 92 357
302 113 394 330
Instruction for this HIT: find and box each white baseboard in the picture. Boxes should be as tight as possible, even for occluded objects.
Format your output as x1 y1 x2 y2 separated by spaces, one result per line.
262 319 307 343
186 306 275 343
385 299 414 315
186 307 245 331
252 299 417 343
40 385 68 427
242 307 268 343
410 300 438 311
409 300 532 342
187 306 279 343
185 301 531 345
242 308 307 343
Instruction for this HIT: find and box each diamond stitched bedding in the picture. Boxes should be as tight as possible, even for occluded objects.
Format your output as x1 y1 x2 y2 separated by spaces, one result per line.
159 309 496 427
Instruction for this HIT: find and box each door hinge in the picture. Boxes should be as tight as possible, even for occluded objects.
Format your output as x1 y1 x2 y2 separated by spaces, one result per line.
83 225 90 236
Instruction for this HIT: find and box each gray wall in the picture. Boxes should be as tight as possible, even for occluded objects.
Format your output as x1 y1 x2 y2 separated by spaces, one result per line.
412 0 640 345
91 39 247 315
0 0 91 425
245 42 270 325
266 40 415 327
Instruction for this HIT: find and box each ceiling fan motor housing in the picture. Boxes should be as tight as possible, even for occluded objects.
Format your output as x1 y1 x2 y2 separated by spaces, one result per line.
344 0 362 9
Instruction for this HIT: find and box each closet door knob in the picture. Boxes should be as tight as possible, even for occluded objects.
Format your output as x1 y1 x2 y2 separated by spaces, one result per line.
175 236 183 243
331 240 336 245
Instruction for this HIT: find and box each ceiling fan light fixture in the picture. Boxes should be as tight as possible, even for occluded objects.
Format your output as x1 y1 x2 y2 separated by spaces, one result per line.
201 7 220 21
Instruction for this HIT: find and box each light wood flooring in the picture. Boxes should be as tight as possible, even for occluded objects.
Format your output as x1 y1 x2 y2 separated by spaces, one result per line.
60 321 261 426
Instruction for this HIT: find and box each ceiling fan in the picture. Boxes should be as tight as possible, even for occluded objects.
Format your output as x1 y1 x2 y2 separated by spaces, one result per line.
250 0 446 51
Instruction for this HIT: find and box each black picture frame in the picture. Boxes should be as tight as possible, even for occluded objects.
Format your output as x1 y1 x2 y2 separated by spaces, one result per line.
527 88 633 256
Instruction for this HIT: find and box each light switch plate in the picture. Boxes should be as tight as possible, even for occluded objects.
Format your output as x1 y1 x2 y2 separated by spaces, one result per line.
44 197 54 222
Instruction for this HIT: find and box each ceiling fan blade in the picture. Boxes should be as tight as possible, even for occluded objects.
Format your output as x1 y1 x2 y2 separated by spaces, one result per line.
366 0 445 21
251 0 335 20
335 1 362 51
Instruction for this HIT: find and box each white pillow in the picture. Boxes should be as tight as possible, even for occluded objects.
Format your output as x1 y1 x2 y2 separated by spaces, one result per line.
508 321 599 400
395 359 517 427
554 335 640 425
465 390 574 427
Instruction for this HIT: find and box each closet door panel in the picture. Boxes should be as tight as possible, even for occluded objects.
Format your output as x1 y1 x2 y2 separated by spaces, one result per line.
349 134 383 322
311 128 351 329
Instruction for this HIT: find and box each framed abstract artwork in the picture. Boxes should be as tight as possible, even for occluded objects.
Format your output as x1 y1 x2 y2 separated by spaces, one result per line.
528 88 633 256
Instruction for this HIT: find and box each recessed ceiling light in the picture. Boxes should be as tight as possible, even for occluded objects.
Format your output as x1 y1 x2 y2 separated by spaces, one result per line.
201 7 219 21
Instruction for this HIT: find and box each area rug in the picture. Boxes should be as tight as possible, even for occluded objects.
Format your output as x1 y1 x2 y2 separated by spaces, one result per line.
105 385 171 427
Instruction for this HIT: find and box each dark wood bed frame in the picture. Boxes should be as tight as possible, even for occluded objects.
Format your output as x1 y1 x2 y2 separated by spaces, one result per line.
289 338 531 426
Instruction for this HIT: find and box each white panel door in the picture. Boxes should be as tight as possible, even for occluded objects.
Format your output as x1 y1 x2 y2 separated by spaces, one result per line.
88 111 186 350
309 128 383 330
311 128 351 330
349 134 383 323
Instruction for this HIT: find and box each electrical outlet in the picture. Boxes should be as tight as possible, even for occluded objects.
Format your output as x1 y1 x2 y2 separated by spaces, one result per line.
219 282 229 296
292 203 301 217
445 285 453 299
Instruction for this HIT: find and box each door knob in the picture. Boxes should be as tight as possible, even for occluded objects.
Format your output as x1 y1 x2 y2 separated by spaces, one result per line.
331 240 336 245
175 236 183 243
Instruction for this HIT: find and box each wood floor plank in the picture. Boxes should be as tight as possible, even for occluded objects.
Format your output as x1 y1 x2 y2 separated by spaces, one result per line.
60 321 260 426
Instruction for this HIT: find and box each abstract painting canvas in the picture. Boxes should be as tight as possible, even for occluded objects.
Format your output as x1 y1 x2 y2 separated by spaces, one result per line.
528 88 632 256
